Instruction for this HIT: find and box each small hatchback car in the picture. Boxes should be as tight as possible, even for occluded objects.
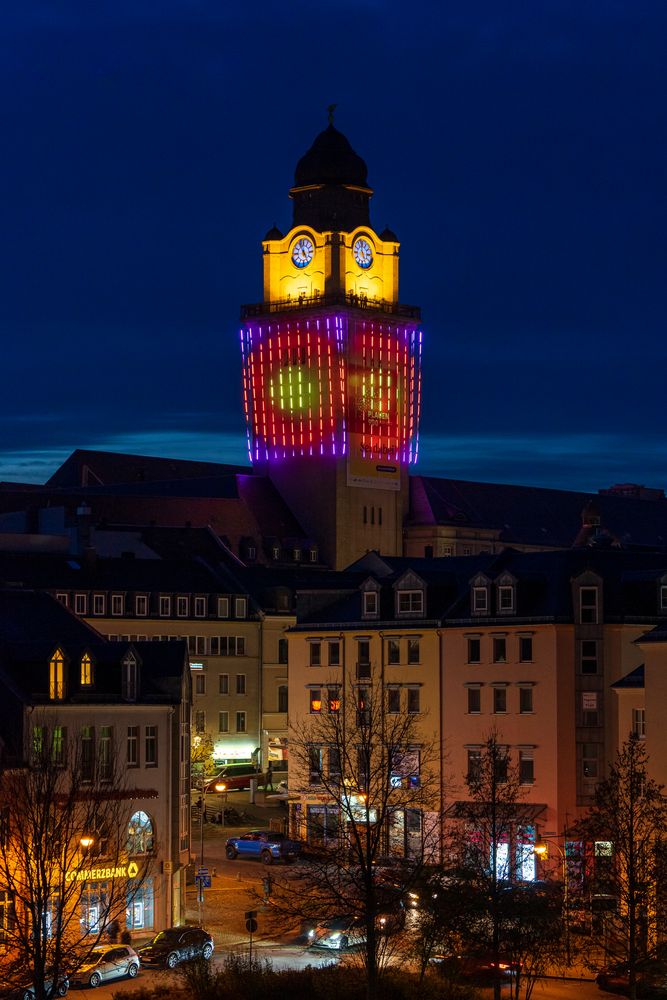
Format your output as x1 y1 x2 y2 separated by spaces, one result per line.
69 944 140 987
139 927 214 968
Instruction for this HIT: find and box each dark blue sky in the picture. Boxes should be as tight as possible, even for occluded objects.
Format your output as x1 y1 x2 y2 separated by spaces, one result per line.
2 1 665 491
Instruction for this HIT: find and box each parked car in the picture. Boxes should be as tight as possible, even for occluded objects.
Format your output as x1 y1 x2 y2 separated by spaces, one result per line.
69 945 140 987
308 916 366 951
225 830 302 864
138 927 214 968
431 952 521 982
596 959 667 996
205 764 261 792
15 973 69 999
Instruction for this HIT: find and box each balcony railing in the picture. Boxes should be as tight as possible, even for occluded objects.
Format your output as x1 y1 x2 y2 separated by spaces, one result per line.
241 291 421 321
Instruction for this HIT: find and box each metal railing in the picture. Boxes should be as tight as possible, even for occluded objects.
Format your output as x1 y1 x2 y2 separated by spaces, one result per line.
241 291 421 321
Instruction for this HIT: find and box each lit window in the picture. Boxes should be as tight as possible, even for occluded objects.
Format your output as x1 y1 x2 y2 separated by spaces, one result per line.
310 689 322 714
127 810 154 854
49 649 65 700
80 653 93 686
328 688 340 712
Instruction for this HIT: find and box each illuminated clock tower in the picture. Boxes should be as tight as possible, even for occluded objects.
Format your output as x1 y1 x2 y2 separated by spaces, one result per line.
240 116 422 569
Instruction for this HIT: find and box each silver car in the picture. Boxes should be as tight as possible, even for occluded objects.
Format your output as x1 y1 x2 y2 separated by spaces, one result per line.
308 916 366 951
69 945 140 987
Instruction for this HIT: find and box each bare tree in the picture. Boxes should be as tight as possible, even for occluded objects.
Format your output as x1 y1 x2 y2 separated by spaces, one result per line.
575 735 667 1000
0 719 153 1000
265 667 439 1000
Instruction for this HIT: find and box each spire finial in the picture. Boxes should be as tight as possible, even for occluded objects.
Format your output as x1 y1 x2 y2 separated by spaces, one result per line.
327 103 337 126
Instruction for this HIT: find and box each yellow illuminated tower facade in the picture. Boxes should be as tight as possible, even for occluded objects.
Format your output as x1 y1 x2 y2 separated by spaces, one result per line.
240 119 422 569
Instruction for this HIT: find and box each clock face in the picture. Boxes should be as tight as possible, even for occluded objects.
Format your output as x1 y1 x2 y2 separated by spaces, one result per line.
292 237 315 268
353 238 373 269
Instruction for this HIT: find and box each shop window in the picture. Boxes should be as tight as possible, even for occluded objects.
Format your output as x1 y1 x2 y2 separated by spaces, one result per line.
127 810 154 855
519 636 533 662
126 878 154 931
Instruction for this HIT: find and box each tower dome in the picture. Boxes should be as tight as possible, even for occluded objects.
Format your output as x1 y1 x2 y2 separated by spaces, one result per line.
290 120 373 232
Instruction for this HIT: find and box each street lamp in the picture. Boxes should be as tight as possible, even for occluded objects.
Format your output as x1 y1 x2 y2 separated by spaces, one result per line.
534 836 570 964
79 835 94 851
214 782 227 828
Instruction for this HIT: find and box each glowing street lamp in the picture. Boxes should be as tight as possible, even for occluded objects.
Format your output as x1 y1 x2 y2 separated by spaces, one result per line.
79 835 94 851
214 782 227 829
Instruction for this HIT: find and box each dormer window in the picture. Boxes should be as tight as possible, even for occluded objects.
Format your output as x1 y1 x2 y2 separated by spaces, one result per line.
49 648 65 700
496 574 517 616
80 653 93 687
122 653 138 702
397 591 423 615
363 592 378 617
471 574 491 616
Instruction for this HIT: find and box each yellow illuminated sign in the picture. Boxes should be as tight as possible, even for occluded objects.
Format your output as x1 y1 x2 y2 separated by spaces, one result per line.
65 860 140 883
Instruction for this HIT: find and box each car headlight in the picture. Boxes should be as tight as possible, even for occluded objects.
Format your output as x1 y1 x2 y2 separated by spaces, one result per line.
329 932 341 940
308 930 315 938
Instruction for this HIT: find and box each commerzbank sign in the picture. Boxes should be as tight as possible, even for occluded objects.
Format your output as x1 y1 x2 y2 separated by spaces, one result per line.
65 861 140 883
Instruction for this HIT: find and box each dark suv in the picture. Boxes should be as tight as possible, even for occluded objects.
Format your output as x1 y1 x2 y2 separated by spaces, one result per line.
139 927 214 969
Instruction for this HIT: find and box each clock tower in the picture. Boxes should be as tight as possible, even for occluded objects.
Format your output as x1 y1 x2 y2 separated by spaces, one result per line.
240 118 422 569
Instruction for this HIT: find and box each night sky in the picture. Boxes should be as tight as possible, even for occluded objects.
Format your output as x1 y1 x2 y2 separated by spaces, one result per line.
2 2 665 492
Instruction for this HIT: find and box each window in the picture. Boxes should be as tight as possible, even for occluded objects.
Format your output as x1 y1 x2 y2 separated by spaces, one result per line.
661 585 667 612
363 592 378 616
159 596 171 617
328 687 340 712
272 545 280 561
56 592 69 606
582 743 599 779
194 597 206 618
309 547 318 563
467 687 481 713
0 890 12 943
581 640 598 674
407 639 420 664
99 726 113 782
80 653 93 686
309 746 324 785
498 585 514 613
111 594 124 616
309 643 321 667
357 688 370 726
467 637 481 663
357 640 370 664
582 691 599 726
467 749 481 781
218 597 229 618
632 708 646 739
235 597 247 618
92 594 106 616
388 688 401 714
391 748 421 789
493 686 507 713
194 674 206 695
194 710 205 733
145 726 157 766
135 595 148 616
218 712 229 733
236 711 246 733
492 637 507 663
278 638 288 664
328 641 340 666
81 726 95 780
309 689 322 714
127 810 154 854
387 639 400 665
52 726 67 767
173 596 187 617
519 636 533 662
580 587 599 624
236 674 246 695
494 751 508 784
127 726 139 767
519 750 534 785
293 548 302 562
122 654 138 701
195 636 205 655
74 593 88 615
219 674 229 695
49 649 65 700
407 688 420 714
519 687 534 713
397 590 424 614
472 586 488 613
278 685 288 713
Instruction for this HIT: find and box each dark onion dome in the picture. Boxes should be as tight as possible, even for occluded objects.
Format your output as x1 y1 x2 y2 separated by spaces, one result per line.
294 124 370 189
263 224 283 241
379 226 399 242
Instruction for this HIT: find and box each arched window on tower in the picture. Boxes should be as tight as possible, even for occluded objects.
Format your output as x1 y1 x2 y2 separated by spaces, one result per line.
127 810 154 855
